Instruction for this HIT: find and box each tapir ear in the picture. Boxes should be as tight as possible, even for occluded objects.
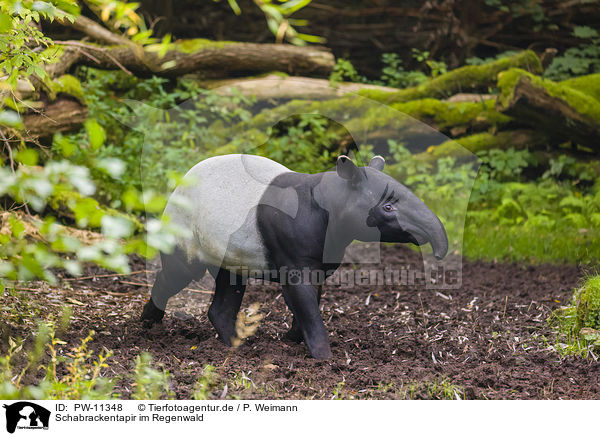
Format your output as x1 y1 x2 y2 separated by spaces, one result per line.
336 155 362 183
368 155 385 171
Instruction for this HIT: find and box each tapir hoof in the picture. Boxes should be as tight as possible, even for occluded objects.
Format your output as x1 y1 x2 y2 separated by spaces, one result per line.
284 326 303 344
310 344 332 360
141 299 165 327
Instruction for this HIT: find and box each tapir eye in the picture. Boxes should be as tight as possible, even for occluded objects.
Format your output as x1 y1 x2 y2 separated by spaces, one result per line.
383 203 394 212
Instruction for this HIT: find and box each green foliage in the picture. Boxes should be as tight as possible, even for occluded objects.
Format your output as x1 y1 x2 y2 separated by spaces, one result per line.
192 365 218 400
0 1 79 126
574 275 600 331
0 1 77 90
261 114 340 173
384 139 600 263
329 58 367 85
465 155 600 263
477 148 534 182
484 0 546 22
1 68 255 289
380 53 428 88
84 0 157 44
132 352 174 400
0 312 185 400
466 50 520 66
545 26 600 81
59 69 254 205
0 322 116 400
399 378 465 400
0 160 120 283
548 275 600 357
0 155 187 287
221 0 321 45
0 1 186 288
329 52 430 89
411 49 447 78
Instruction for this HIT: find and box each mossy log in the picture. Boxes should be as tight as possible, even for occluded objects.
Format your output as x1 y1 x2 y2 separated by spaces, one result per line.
209 75 509 135
498 69 600 151
356 50 542 104
414 130 548 164
561 74 600 103
1 73 88 141
50 11 335 78
49 39 335 78
21 98 88 138
235 92 511 155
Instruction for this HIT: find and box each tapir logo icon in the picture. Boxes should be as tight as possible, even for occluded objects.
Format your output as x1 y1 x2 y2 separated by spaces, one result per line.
2 402 50 433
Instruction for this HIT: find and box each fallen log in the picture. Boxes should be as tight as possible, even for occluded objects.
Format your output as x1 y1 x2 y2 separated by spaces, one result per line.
414 129 548 164
233 91 511 155
21 98 88 138
200 74 397 100
561 74 600 103
356 50 543 104
48 39 335 78
497 69 600 152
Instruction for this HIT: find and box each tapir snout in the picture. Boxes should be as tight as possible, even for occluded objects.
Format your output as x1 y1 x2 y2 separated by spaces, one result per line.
392 195 449 260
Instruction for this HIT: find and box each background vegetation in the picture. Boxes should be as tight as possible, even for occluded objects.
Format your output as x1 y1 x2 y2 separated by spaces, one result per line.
1 0 599 399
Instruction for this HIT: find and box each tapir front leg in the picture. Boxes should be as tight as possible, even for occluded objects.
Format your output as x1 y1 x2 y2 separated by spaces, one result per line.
281 283 331 359
285 285 322 344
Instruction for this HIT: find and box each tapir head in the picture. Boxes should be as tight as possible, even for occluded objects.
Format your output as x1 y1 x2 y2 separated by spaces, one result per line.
330 155 448 260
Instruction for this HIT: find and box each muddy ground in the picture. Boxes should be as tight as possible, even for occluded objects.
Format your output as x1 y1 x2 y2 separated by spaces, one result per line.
2 244 599 399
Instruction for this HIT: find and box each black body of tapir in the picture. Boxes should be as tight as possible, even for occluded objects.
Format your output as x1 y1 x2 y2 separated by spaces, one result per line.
141 154 448 359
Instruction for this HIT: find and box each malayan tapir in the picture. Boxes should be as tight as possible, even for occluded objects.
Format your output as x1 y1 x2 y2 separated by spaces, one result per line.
141 154 448 359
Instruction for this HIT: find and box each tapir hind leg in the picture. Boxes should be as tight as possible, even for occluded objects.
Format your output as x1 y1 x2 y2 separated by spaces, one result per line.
141 250 207 325
207 268 246 346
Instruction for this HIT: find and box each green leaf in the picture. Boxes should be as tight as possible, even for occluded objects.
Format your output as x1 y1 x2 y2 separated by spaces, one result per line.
0 12 12 33
559 196 585 212
573 25 599 39
157 34 171 59
96 158 126 179
564 213 588 228
295 32 326 44
53 133 76 157
63 260 82 276
227 0 242 15
32 1 55 16
8 216 25 238
280 0 312 14
0 110 23 128
15 148 39 166
101 215 134 239
84 118 106 150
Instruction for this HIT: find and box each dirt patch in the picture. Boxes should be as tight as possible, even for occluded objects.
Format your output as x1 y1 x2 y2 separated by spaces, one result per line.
2 244 598 399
